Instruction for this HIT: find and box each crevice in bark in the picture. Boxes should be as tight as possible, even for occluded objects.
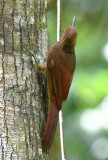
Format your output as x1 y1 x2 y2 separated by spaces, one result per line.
2 0 6 124
11 4 19 87
24 0 30 45
19 17 24 79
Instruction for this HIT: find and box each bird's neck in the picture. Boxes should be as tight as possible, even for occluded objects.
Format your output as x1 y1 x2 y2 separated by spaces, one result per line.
59 40 75 54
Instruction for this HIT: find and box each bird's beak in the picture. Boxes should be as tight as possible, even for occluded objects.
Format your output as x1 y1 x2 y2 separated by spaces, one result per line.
70 16 75 27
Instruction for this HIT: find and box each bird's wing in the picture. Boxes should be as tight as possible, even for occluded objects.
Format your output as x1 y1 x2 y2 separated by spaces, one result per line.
47 51 73 110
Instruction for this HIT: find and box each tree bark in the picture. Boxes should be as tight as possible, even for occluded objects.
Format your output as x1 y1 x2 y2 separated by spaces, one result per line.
0 0 49 159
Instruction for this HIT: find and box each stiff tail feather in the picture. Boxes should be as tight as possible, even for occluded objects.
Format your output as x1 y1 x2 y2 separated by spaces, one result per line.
43 96 59 150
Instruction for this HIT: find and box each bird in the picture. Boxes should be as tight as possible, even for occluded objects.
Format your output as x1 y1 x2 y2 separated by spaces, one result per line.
42 16 77 150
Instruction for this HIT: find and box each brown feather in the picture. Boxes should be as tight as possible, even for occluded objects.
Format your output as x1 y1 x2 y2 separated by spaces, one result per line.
43 26 77 150
47 44 76 109
43 96 59 150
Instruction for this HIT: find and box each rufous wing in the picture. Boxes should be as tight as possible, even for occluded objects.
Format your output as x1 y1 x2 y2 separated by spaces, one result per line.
47 53 73 110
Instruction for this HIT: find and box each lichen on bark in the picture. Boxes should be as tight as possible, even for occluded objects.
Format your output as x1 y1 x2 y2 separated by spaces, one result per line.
0 0 49 159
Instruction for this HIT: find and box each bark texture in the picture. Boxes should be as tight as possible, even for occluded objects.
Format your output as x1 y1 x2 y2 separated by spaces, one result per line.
0 0 49 159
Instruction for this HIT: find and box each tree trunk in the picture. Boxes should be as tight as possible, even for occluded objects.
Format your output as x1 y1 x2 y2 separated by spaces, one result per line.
0 0 49 159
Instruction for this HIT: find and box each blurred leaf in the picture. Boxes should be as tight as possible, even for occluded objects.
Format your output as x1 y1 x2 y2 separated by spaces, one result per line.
47 0 108 159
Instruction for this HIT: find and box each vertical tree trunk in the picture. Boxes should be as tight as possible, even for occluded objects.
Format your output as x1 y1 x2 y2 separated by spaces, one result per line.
0 0 49 159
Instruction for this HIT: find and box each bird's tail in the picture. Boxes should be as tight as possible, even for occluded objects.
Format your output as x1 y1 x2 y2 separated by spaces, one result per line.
43 96 59 150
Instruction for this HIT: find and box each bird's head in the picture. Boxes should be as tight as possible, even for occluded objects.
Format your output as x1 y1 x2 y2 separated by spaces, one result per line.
61 16 77 51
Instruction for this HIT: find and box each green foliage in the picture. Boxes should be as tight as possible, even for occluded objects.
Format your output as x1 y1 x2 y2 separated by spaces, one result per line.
48 0 108 159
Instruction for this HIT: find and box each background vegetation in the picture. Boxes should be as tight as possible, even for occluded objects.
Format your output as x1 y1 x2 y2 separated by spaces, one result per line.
47 0 108 159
